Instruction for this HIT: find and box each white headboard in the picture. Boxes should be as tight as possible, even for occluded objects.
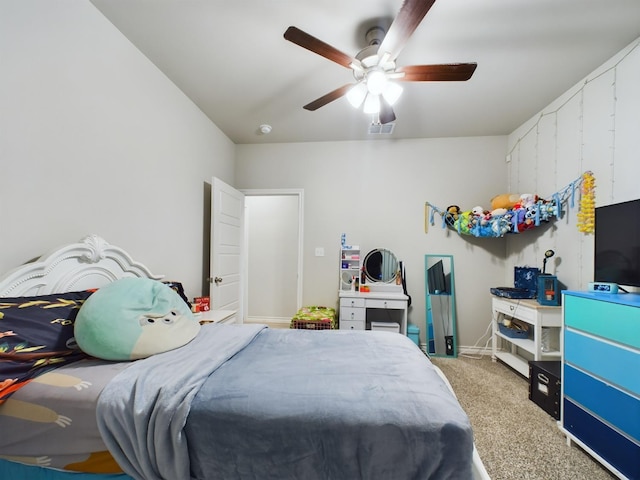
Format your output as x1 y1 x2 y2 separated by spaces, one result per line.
0 234 163 297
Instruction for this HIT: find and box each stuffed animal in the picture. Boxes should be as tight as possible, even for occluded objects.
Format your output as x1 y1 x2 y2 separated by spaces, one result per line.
472 206 486 216
453 211 473 234
491 208 508 217
538 200 559 221
491 215 511 236
513 193 538 210
445 205 461 225
74 278 200 361
490 193 521 211
480 211 493 226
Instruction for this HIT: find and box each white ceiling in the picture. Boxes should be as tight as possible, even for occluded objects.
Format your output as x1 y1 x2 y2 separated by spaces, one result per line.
90 0 640 145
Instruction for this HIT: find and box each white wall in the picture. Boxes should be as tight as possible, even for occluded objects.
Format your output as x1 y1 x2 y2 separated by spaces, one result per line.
236 137 508 349
505 38 640 290
0 1 235 299
246 195 299 319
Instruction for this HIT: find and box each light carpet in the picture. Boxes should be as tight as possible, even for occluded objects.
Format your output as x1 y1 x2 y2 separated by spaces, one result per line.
430 355 616 480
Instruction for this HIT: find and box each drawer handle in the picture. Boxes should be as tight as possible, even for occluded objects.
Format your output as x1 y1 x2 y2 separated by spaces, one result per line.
509 305 514 311
537 373 549 385
350 312 355 319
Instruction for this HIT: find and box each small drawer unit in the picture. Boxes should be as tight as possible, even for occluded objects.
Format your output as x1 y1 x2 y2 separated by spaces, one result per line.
339 296 366 330
366 298 406 310
338 291 408 334
340 307 365 322
529 360 561 420
561 291 640 480
341 297 365 309
340 320 365 330
493 297 537 324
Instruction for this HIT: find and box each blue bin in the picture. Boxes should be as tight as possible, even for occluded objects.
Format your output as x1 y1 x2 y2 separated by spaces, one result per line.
407 324 420 346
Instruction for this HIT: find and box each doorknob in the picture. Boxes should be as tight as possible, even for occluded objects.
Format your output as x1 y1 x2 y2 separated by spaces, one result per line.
213 276 223 285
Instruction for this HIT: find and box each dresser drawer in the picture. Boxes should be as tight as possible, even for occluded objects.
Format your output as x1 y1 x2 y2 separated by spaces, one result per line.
492 298 535 323
341 297 365 308
564 364 640 441
564 295 640 349
564 399 640 480
340 307 365 321
366 299 406 310
340 319 365 330
564 329 640 396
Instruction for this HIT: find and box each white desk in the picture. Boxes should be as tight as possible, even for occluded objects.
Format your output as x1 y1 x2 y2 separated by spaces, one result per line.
339 289 408 335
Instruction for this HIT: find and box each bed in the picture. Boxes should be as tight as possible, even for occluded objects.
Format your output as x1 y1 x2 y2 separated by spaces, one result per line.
0 235 489 480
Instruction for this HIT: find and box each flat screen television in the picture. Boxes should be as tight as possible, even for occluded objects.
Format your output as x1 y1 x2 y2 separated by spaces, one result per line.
594 198 640 288
427 260 447 294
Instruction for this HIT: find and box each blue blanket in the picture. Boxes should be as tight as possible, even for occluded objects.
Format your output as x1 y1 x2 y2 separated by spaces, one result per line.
98 326 473 480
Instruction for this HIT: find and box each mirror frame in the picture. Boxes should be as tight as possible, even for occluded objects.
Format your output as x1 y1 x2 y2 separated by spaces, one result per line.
425 254 457 357
363 248 398 283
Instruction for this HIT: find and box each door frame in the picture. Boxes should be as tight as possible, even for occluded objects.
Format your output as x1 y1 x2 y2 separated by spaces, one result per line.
241 189 304 322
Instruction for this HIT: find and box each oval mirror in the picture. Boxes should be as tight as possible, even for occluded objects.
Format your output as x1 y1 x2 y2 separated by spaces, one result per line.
363 249 398 283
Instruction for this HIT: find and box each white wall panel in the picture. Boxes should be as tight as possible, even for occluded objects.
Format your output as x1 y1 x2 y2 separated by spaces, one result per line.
507 37 640 292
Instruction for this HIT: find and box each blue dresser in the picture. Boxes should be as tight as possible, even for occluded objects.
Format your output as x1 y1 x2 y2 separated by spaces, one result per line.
561 291 640 479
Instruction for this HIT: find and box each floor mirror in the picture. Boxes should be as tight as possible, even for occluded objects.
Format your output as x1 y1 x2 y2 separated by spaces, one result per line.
424 254 457 357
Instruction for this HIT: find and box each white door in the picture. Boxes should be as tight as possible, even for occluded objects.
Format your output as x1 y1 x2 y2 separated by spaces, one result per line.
210 177 244 321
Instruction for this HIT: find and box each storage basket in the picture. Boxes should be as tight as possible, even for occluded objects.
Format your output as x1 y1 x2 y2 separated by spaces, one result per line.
290 306 336 330
498 322 529 339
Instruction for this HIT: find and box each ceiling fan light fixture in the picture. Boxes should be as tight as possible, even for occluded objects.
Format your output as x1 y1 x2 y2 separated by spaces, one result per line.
382 81 403 106
346 82 368 108
284 2 478 125
356 44 380 69
363 93 380 114
366 70 387 96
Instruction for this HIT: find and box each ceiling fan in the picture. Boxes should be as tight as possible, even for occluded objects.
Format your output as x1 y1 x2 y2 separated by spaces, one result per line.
284 0 477 125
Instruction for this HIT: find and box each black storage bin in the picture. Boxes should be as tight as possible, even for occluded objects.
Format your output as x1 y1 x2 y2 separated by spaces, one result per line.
528 361 561 420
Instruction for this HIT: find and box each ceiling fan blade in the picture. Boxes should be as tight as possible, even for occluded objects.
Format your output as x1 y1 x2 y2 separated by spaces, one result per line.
379 97 396 124
397 63 477 81
378 0 437 60
303 84 354 111
284 26 357 68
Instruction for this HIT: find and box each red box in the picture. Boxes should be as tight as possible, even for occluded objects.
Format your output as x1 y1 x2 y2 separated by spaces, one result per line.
193 296 210 312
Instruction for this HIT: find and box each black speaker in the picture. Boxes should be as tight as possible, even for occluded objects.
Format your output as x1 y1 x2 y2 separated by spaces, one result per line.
445 335 454 356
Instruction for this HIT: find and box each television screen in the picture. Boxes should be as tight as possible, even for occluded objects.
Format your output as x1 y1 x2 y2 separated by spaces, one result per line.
594 198 640 288
427 260 447 294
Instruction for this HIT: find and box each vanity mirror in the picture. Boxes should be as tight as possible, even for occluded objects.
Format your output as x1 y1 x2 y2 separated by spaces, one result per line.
363 249 398 283
425 255 457 357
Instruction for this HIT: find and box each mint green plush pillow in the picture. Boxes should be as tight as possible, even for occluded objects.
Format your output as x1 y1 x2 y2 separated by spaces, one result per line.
74 278 200 361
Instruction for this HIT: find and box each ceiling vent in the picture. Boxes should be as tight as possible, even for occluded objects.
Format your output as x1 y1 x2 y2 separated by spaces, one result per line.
368 122 395 134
